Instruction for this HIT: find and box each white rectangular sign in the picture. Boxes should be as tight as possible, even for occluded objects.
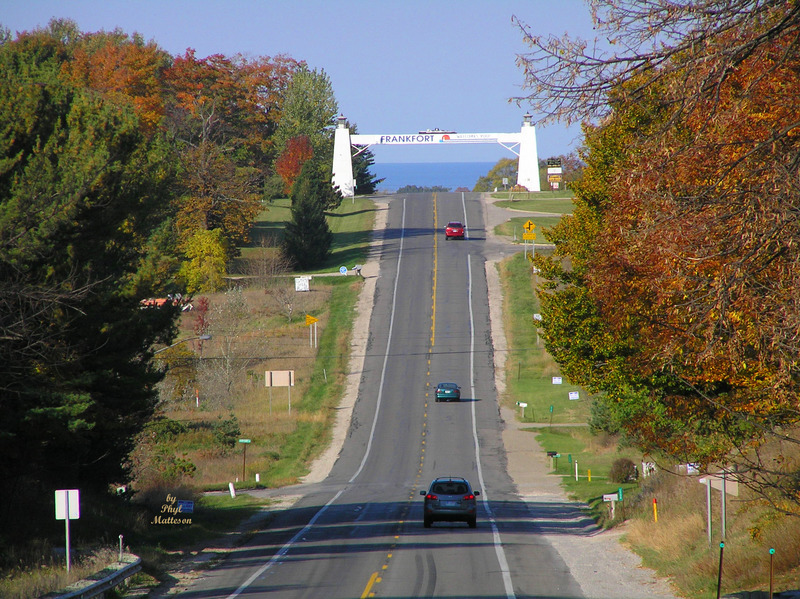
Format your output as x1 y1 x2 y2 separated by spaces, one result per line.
351 132 520 146
55 489 80 520
699 474 739 496
552 377 562 385
266 370 295 387
568 391 580 400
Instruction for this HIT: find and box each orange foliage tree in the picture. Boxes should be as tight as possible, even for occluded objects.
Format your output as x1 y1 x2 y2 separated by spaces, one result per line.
164 50 300 267
274 135 314 194
63 30 171 133
529 3 800 511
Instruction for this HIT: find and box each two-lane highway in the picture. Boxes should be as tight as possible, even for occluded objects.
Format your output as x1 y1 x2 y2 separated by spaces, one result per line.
181 192 582 598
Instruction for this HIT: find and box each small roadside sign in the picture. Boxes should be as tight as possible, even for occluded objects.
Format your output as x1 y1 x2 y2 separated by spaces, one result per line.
238 438 251 444
523 220 536 232
522 232 536 241
305 314 319 326
568 391 580 400
55 490 80 520
55 489 80 573
603 493 618 502
339 266 347 275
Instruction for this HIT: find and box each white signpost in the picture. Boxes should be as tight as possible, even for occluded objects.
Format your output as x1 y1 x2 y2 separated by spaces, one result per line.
698 471 739 544
55 489 80 571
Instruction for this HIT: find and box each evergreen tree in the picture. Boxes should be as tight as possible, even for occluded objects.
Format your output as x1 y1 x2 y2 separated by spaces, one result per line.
349 123 383 195
282 159 334 270
0 26 176 525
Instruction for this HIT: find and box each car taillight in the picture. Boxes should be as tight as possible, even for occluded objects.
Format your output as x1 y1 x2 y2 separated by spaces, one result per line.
426 493 438 500
463 493 475 500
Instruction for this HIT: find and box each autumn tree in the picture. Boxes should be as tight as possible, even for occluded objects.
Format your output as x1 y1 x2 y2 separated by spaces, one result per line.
63 27 171 132
275 134 314 194
165 50 299 263
519 1 800 510
179 228 229 292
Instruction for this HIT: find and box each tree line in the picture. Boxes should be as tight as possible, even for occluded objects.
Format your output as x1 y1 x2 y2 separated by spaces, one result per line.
0 18 379 540
515 0 800 512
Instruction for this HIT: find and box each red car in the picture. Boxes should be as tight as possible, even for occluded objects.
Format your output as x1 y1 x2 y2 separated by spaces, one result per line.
445 221 465 240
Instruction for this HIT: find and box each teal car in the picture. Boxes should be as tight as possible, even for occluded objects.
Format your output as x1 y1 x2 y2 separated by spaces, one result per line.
435 382 461 402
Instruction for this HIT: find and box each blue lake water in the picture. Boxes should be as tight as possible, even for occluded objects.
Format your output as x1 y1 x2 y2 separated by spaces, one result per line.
371 162 494 192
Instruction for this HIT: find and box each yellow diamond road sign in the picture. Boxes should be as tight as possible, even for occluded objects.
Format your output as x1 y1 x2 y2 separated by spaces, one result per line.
523 220 536 232
305 314 319 326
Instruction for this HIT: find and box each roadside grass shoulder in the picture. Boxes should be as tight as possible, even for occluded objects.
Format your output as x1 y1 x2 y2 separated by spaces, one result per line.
494 215 562 243
494 198 574 214
491 189 574 202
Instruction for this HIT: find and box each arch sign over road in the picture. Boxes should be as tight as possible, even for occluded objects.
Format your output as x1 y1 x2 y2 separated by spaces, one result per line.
331 114 541 197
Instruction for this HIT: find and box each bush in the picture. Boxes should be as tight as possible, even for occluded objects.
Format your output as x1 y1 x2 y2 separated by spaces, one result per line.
145 417 188 443
609 457 638 483
212 413 241 448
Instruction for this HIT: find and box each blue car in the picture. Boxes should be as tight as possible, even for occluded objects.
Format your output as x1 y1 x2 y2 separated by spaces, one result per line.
435 382 461 402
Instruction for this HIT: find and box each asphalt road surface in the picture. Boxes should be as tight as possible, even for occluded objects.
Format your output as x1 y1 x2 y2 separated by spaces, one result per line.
181 192 586 598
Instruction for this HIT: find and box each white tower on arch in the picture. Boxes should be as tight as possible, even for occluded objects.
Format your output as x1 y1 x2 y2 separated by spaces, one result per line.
331 114 541 197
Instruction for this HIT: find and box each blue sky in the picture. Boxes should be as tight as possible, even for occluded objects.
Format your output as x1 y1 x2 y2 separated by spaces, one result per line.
1 0 597 164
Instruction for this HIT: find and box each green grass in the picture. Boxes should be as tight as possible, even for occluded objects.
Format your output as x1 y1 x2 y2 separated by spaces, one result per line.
494 197 575 214
491 188 574 199
494 216 563 243
500 254 589 425
244 196 378 274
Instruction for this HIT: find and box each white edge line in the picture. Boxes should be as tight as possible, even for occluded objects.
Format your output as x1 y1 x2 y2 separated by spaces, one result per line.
468 253 516 599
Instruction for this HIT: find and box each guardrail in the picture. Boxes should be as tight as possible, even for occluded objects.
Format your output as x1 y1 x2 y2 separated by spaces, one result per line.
49 553 141 599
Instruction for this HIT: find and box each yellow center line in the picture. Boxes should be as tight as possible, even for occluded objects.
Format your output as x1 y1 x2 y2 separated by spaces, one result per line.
361 571 379 598
432 193 437 347
365 193 440 599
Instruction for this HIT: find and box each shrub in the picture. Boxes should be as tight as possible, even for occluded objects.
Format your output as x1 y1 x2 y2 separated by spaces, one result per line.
609 457 637 483
145 417 188 443
212 413 241 448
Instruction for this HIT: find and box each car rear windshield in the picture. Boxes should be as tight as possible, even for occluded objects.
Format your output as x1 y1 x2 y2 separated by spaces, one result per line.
432 482 468 494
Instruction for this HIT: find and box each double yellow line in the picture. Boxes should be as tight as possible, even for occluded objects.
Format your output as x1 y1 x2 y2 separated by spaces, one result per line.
361 193 440 599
